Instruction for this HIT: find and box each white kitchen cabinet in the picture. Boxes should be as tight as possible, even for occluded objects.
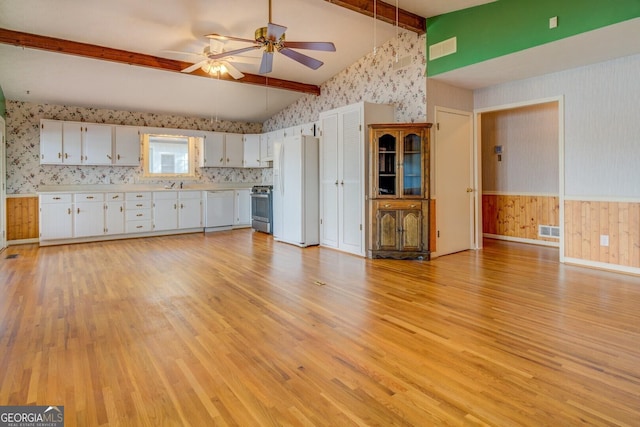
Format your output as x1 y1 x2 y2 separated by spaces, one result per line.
126 192 152 233
153 191 179 231
114 126 141 166
39 120 65 164
225 133 244 167
82 123 113 165
318 102 395 256
243 134 261 168
200 132 225 167
105 192 125 235
260 134 272 166
74 193 106 237
39 193 73 240
178 191 202 229
234 189 251 227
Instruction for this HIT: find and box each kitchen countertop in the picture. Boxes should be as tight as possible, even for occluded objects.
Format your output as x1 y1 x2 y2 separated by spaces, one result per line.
37 182 260 194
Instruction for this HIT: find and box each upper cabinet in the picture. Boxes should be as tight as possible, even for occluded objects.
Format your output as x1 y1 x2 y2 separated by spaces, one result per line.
242 134 261 168
114 126 141 166
200 132 246 168
370 124 430 199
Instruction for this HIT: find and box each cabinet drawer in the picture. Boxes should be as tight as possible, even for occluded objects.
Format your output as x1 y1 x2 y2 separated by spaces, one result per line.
126 192 151 201
40 194 72 204
106 192 125 201
374 200 423 210
126 220 152 233
127 200 152 209
126 209 151 221
153 191 177 200
75 193 105 202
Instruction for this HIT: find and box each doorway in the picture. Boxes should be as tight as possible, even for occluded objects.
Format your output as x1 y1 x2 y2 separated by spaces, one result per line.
434 107 474 257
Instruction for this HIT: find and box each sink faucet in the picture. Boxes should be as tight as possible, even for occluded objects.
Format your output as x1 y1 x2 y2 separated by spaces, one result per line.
180 182 183 189
169 182 176 188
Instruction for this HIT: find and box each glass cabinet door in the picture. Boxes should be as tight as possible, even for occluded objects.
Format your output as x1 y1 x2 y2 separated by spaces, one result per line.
377 133 397 196
402 133 422 196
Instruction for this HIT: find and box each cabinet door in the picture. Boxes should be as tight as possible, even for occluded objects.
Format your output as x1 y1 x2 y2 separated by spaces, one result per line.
201 132 225 167
243 134 261 168
372 129 399 198
75 201 105 237
400 130 424 197
224 133 244 167
339 108 364 254
83 123 113 165
260 134 271 166
178 192 202 229
234 189 251 226
153 193 178 231
114 126 141 166
399 208 423 252
375 208 399 251
40 120 64 164
105 201 125 235
40 196 73 240
62 122 83 164
319 113 339 248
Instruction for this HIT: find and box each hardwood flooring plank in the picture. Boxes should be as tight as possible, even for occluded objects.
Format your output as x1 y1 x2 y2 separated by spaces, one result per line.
1 231 639 425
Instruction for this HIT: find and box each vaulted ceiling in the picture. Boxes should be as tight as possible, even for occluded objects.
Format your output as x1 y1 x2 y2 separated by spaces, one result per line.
0 0 495 123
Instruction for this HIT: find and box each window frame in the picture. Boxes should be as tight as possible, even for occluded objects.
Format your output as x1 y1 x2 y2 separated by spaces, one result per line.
141 133 197 179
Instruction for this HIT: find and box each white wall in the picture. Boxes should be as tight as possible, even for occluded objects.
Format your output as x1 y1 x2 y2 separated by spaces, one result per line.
475 53 640 198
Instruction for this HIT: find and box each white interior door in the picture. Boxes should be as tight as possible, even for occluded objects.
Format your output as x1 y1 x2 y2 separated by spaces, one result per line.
435 107 474 256
339 108 363 255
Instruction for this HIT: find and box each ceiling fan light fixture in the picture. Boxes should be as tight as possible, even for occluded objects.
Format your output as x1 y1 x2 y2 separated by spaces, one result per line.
201 62 227 76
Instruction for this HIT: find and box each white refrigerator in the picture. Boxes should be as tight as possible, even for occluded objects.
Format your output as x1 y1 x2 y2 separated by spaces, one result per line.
273 134 319 247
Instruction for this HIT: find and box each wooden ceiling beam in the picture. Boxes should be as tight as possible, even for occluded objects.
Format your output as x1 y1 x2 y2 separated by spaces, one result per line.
0 28 321 96
325 0 425 35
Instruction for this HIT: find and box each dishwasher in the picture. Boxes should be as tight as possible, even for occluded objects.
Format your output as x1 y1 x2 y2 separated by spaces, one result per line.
205 190 234 231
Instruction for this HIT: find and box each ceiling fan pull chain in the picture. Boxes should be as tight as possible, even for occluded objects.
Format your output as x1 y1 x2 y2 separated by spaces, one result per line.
395 0 399 63
373 0 377 56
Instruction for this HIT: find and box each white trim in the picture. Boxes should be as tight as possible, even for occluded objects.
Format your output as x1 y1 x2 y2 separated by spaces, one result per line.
6 193 38 198
8 238 39 246
564 195 640 203
38 228 204 247
473 95 565 262
482 191 559 197
564 257 640 277
483 234 559 248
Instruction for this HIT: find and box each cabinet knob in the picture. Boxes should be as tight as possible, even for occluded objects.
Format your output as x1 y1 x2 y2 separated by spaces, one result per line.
120 206 123 212
77 208 80 214
86 196 94 199
117 154 121 160
107 154 112 160
466 188 473 193
136 213 143 217
53 197 61 200
410 204 416 208
67 208 71 215
384 204 391 208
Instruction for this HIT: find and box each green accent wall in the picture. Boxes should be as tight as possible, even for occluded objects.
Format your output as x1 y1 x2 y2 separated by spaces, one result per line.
0 85 5 118
426 0 640 76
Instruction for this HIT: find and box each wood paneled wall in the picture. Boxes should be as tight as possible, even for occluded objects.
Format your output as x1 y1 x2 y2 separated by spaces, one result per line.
482 194 559 242
6 196 39 241
565 200 640 268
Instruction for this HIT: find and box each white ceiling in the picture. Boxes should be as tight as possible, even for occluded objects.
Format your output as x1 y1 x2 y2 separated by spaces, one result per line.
0 0 494 123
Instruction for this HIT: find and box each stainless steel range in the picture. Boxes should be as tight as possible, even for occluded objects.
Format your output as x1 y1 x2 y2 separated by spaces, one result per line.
251 185 273 234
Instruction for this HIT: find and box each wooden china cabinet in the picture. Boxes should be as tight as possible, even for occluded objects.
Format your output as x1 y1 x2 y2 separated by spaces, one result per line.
367 123 431 259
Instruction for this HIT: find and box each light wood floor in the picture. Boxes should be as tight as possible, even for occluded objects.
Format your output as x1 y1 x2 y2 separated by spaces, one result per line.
1 231 639 426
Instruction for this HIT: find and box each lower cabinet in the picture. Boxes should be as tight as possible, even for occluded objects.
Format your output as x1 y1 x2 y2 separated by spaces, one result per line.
179 191 203 229
126 192 153 233
74 193 106 237
105 193 125 235
369 200 429 259
153 192 179 231
234 189 251 227
39 194 73 240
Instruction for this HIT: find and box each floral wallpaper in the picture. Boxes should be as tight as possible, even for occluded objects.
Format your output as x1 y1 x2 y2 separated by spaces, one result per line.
5 101 265 194
264 31 427 131
6 31 426 194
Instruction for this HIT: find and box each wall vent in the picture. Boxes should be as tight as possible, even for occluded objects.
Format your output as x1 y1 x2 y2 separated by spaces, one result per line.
538 225 560 238
429 37 457 60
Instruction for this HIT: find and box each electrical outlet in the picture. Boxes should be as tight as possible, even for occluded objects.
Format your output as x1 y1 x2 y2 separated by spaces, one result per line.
549 16 558 29
600 235 609 247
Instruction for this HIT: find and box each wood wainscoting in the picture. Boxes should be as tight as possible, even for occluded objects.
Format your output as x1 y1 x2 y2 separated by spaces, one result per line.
565 199 640 268
6 196 39 241
482 193 559 243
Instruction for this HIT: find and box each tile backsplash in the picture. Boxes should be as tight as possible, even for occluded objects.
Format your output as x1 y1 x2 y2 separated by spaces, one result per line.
5 101 265 194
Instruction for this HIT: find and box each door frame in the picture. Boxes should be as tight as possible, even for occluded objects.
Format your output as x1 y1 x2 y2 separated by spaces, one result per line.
474 95 565 260
0 115 5 251
433 106 475 256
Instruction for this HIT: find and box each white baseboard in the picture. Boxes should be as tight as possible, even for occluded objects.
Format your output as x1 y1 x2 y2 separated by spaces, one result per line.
483 234 559 247
563 257 640 277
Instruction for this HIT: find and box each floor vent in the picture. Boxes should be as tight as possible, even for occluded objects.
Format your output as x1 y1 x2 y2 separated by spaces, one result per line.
5 254 19 259
429 37 457 60
539 225 560 239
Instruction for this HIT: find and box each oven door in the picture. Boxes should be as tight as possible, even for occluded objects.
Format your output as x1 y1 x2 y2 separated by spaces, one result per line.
251 192 271 223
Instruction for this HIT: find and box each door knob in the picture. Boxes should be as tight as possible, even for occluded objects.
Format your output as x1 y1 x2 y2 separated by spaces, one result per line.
466 188 474 193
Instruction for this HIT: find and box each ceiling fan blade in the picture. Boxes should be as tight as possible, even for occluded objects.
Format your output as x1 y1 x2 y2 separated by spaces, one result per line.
208 45 261 60
223 61 245 79
181 60 208 73
163 49 201 57
283 41 336 52
279 48 323 70
267 23 287 40
206 33 257 44
259 52 274 74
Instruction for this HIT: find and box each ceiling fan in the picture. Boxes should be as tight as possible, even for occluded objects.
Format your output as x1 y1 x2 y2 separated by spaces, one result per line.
171 39 250 79
204 0 336 75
